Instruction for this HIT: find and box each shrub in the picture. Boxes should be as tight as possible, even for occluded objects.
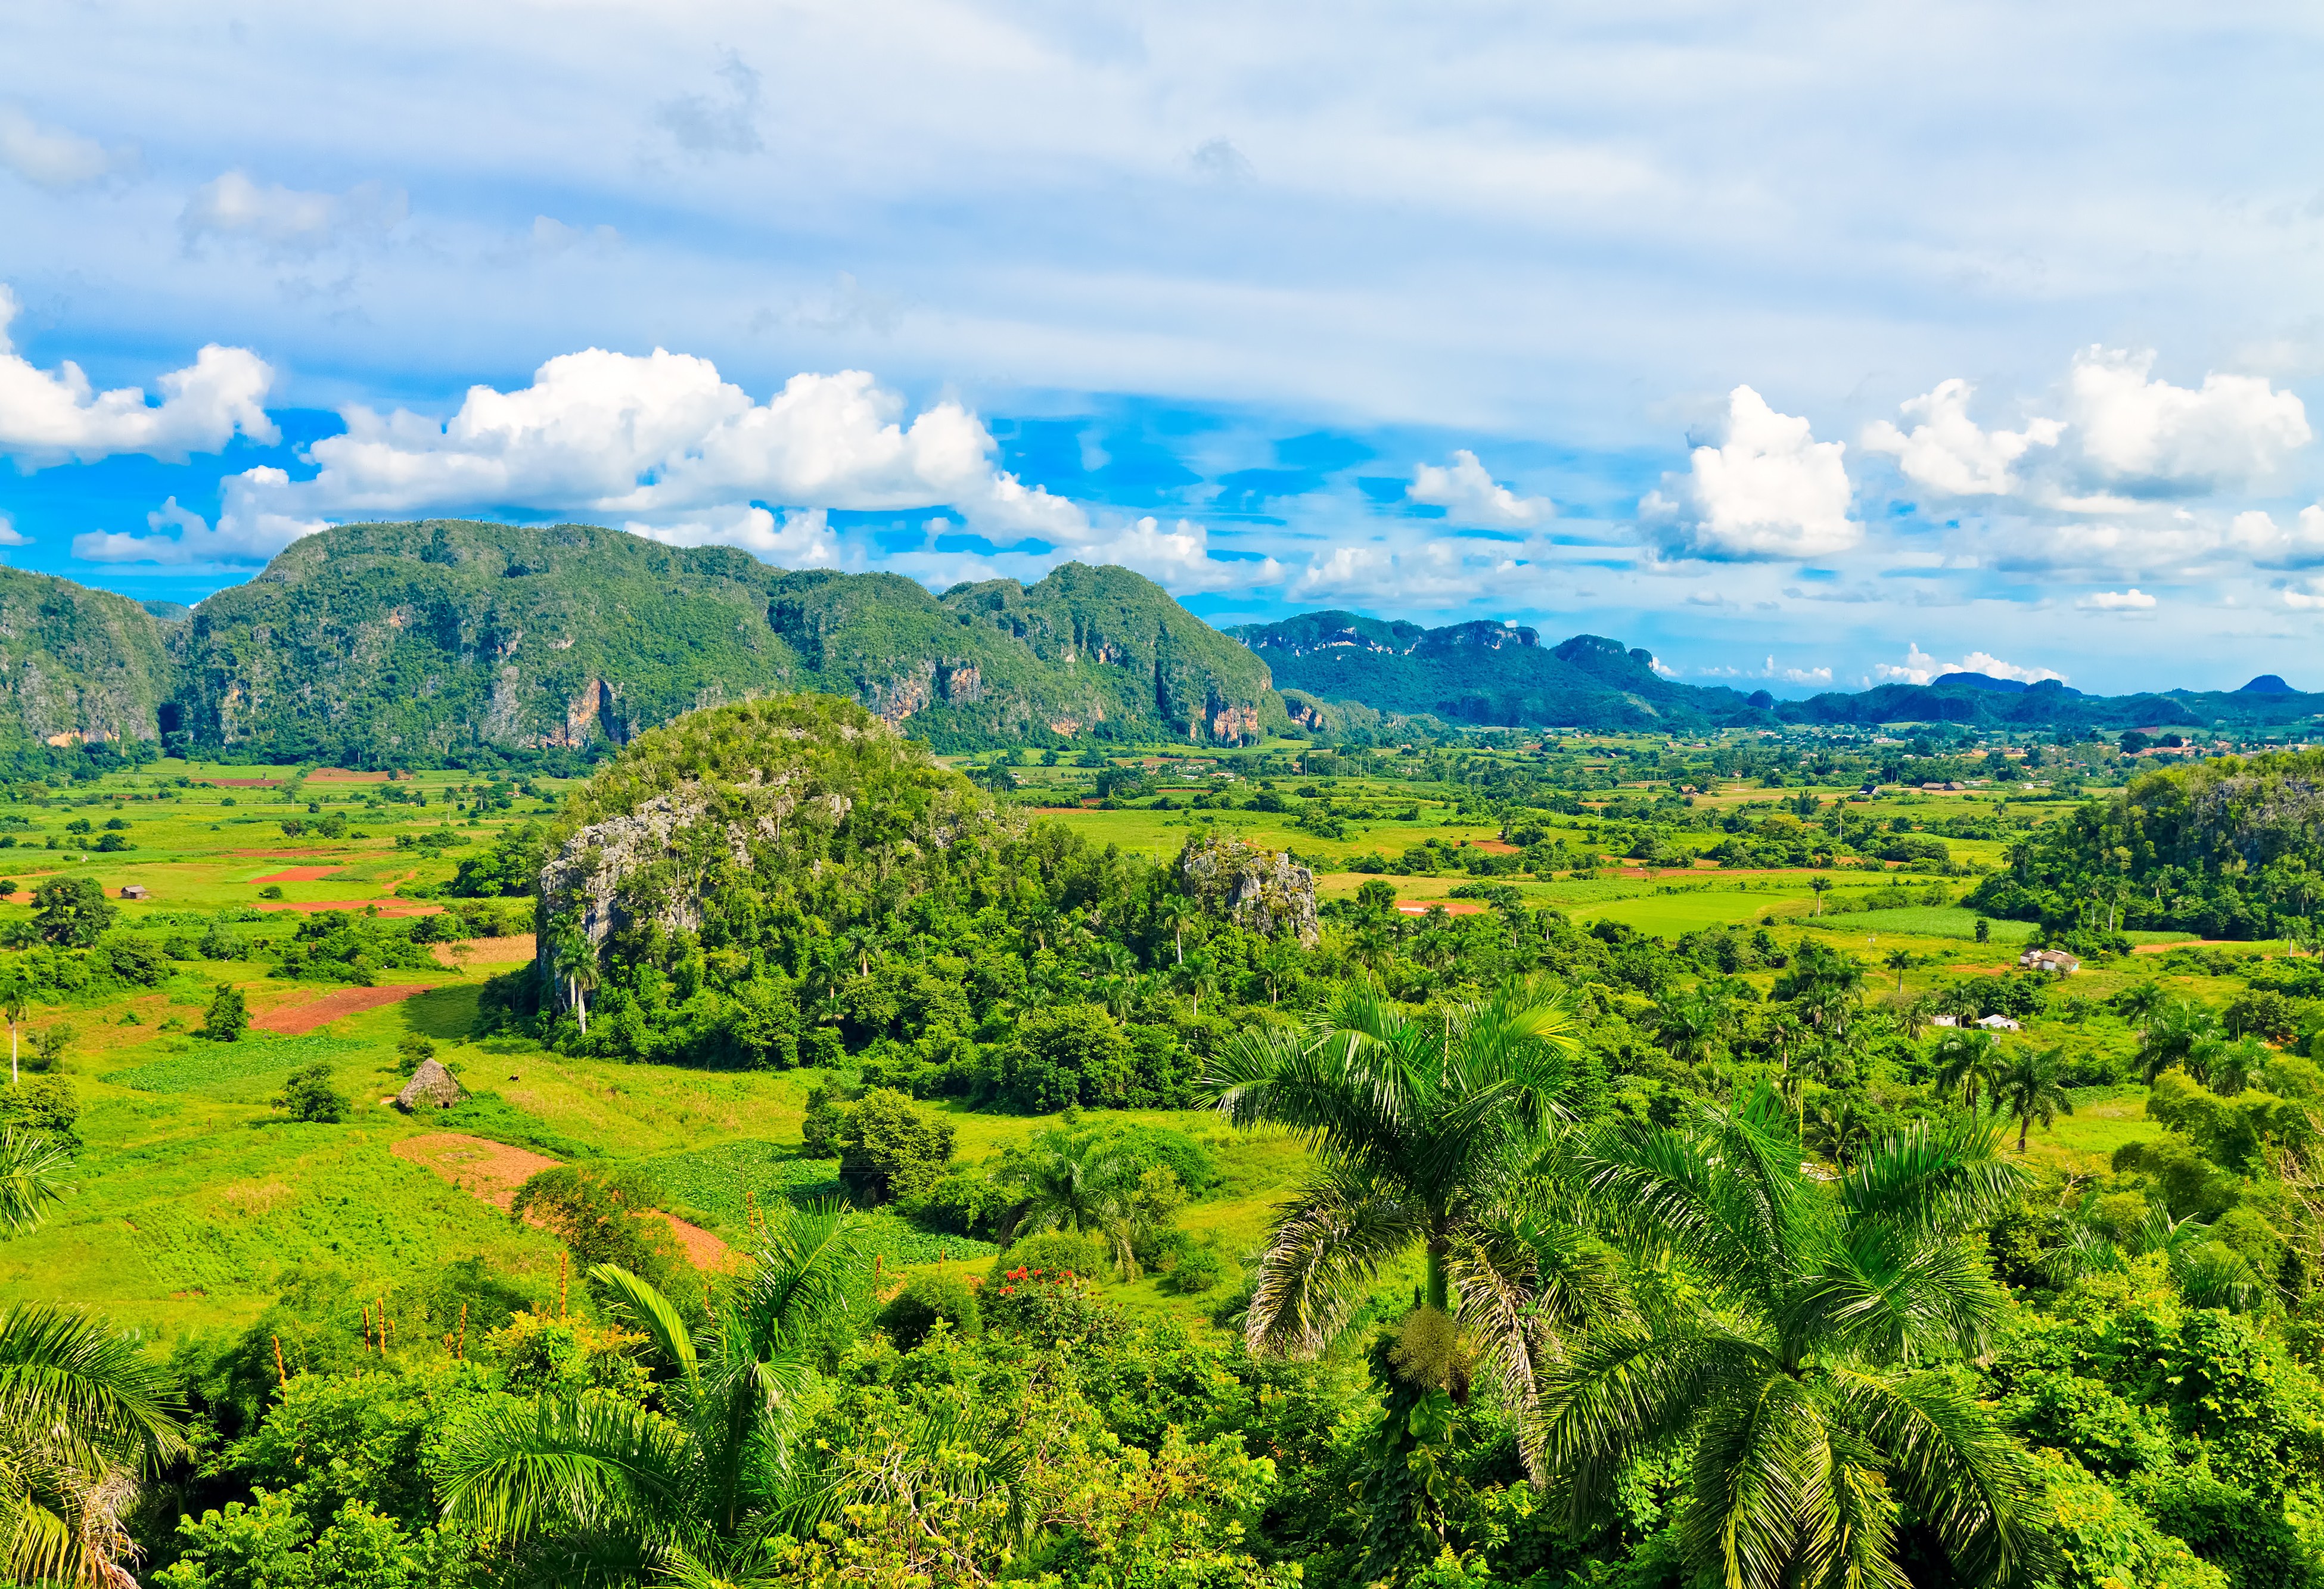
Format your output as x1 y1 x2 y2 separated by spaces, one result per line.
32 876 115 947
995 1003 1130 1113
837 1088 954 1205
508 1164 684 1288
0 1075 79 1147
1160 1243 1226 1295
200 984 251 1043
258 884 284 901
878 1271 983 1349
993 1229 1110 1285
26 1024 72 1074
800 1084 846 1159
274 1063 347 1124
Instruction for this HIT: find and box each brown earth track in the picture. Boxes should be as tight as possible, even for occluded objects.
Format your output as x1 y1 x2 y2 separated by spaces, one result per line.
393 1131 730 1269
255 982 444 1034
254 866 343 882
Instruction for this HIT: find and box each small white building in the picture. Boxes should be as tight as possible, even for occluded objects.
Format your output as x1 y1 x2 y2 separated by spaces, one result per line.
1977 1014 2022 1031
2017 947 2080 975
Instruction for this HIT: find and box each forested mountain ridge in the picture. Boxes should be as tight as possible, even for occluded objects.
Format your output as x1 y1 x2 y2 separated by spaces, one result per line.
0 567 176 750
161 521 1284 761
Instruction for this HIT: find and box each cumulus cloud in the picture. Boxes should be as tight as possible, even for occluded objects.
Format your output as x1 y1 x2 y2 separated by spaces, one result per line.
1187 136 1256 185
72 490 324 565
1407 449 1552 528
103 344 1099 570
1861 378 2061 496
2283 579 2324 612
1639 386 1857 558
2078 588 2157 610
1291 539 1531 605
0 514 27 548
0 286 276 467
0 105 136 191
1872 643 2066 686
2227 507 2324 567
181 171 408 253
2062 347 2310 492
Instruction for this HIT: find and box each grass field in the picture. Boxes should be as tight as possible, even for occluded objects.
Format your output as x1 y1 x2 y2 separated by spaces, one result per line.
0 750 2187 1348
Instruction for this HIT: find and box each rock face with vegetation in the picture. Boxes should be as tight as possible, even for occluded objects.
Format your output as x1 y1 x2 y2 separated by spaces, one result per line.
0 568 175 751
1177 834 1319 946
166 520 1284 761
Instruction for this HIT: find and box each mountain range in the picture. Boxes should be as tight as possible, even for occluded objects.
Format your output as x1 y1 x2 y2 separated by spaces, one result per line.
0 521 2310 764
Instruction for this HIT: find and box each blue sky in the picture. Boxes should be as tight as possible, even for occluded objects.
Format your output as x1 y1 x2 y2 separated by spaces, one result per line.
5 2 2324 694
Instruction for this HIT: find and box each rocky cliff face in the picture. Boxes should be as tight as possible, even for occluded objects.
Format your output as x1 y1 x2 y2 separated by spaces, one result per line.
0 568 173 748
1178 834 1319 947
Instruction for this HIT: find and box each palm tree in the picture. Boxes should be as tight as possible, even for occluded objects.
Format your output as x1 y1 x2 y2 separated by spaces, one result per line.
2113 979 2168 1037
2138 1000 2220 1084
0 980 26 1087
1994 1043 2074 1152
440 1203 945 1581
1538 1093 2043 1589
544 910 597 1036
1884 947 1913 992
1809 875 1832 915
1931 1028 1999 1115
0 1129 189 1586
1152 893 1189 966
1201 976 1608 1461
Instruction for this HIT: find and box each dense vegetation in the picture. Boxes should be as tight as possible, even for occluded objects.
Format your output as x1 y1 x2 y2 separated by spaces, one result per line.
1971 750 2324 941
20 694 2324 1587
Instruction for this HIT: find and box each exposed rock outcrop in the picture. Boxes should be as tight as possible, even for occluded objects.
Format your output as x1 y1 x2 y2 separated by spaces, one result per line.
1179 835 1319 947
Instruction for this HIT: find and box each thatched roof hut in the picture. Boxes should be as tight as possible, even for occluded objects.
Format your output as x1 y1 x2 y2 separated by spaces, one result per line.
394 1058 466 1112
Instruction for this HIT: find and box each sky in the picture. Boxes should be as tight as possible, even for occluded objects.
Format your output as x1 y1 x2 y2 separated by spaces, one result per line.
4 2 2324 696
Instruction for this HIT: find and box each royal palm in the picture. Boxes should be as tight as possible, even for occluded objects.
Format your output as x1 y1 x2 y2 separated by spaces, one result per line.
1537 1092 2043 1589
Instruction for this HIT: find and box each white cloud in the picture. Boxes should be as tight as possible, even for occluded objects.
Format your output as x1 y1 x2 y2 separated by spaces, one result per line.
1407 449 1552 528
1860 378 2062 496
1291 539 1530 606
181 171 408 253
2078 588 2157 610
529 216 621 255
0 514 27 549
127 344 1097 569
1639 386 1857 558
2227 506 2324 567
2062 347 2310 490
0 286 276 466
1187 137 1256 185
73 490 327 565
0 105 135 191
1872 643 2067 686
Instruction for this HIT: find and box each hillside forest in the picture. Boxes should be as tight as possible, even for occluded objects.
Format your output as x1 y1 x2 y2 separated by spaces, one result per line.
8 694 2324 1587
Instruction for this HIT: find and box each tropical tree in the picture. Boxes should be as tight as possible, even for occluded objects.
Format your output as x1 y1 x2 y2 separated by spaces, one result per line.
544 909 597 1036
1994 1043 2074 1152
1201 975 1614 1481
1538 1093 2044 1589
0 979 24 1087
439 1203 951 1581
2138 999 2220 1084
1884 947 1913 992
1931 1027 2000 1116
1809 875 1832 915
0 1129 189 1587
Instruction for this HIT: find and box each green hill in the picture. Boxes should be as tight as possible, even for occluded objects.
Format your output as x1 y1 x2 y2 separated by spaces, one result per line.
1230 611 1765 729
165 521 1284 762
0 567 175 754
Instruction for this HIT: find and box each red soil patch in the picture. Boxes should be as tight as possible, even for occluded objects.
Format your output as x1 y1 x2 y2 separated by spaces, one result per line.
254 866 342 882
232 848 343 858
253 900 442 916
431 934 536 968
394 1131 730 1270
1471 840 1520 854
255 982 443 1034
1397 900 1486 915
2132 939 2258 954
206 779 281 788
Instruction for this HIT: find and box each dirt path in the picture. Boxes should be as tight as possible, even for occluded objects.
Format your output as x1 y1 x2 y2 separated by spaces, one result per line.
394 1131 731 1270
1396 900 1486 915
254 865 343 882
255 983 443 1034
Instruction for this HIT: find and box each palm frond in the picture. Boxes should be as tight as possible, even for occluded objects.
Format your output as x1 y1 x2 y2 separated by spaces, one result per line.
2034 1221 2123 1287
1244 1170 1424 1357
1677 1369 1822 1589
2171 1243 2275 1315
1833 1370 2049 1589
437 1391 692 1544
1841 1120 2024 1237
1200 1019 1421 1180
1793 1228 2011 1367
1574 1112 1795 1308
0 1305 187 1473
1446 1214 1629 1484
732 1201 866 1355
588 1265 702 1392
0 1131 72 1238
1531 1324 1777 1529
